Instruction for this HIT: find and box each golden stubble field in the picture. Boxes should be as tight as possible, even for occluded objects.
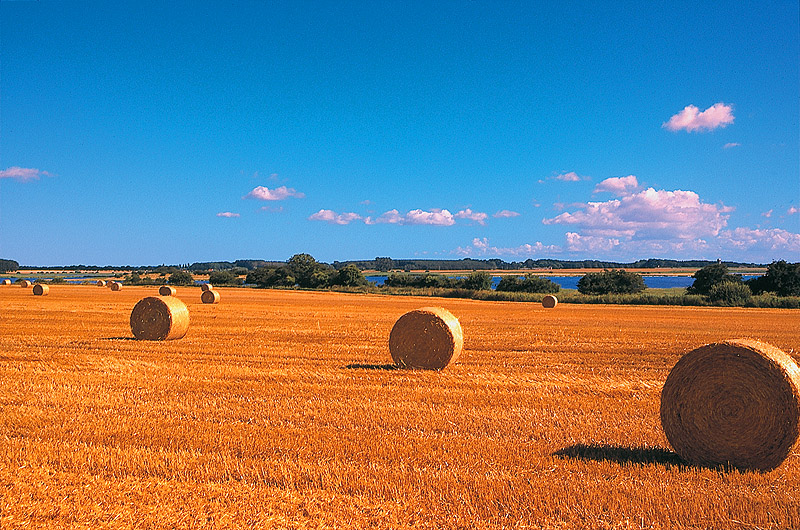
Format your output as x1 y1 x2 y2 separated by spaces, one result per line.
1 285 798 529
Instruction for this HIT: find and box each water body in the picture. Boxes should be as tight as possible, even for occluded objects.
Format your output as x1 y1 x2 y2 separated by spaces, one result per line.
366 275 760 290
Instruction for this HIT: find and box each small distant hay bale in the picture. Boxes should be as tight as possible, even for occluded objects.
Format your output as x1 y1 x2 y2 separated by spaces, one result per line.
96 280 107 287
201 283 213 292
1 279 11 285
32 284 49 296
201 289 220 304
542 294 558 308
660 339 800 471
159 285 177 296
19 280 32 288
109 281 122 291
130 296 189 340
388 307 463 370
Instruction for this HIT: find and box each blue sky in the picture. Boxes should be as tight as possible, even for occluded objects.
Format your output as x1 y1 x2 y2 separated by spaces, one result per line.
1 1 798 266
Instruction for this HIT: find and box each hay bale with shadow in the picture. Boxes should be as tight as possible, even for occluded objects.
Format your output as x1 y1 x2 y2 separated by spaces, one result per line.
109 281 122 291
201 290 220 304
388 307 463 370
130 296 189 340
19 280 32 288
1 279 11 285
660 338 800 471
159 285 177 296
32 284 49 296
96 280 107 287
201 283 213 292
542 294 558 308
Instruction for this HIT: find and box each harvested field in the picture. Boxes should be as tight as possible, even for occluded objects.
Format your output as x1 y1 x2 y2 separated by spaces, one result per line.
1 285 798 529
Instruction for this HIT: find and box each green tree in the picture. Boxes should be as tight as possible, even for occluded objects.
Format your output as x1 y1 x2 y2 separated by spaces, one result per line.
246 267 295 288
459 271 492 290
577 269 646 295
168 270 195 286
687 263 741 295
286 254 333 288
746 260 800 296
209 270 240 285
496 275 560 293
374 257 394 272
331 264 368 287
0 259 19 273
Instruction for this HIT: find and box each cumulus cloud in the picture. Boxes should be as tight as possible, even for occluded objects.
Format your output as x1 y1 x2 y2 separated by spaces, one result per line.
593 175 639 196
216 212 240 218
543 187 732 241
762 209 773 218
244 185 305 201
723 142 741 149
663 102 734 132
553 171 588 182
494 210 521 218
455 209 488 225
402 209 456 226
788 207 799 215
454 237 560 257
308 209 363 225
719 227 800 252
0 166 51 181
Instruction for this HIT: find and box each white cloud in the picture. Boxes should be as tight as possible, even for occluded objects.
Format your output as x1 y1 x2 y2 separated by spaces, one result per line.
216 212 240 218
593 175 639 196
0 166 51 181
719 227 800 252
723 142 741 149
308 209 363 225
244 185 305 201
494 210 521 218
454 237 560 257
762 209 773 218
544 187 732 241
403 209 456 226
455 209 488 225
788 207 799 215
554 171 587 182
663 102 735 132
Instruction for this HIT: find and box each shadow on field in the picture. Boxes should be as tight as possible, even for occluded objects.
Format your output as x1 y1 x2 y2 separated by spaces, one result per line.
344 363 399 370
100 337 138 341
554 444 685 468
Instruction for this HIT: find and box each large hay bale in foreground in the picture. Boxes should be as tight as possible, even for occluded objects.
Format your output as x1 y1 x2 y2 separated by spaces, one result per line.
542 294 558 308
109 281 122 291
201 290 220 304
1 279 11 285
32 284 49 296
130 296 189 340
660 339 800 471
388 307 463 370
96 280 107 287
19 280 32 288
159 285 177 296
201 283 213 292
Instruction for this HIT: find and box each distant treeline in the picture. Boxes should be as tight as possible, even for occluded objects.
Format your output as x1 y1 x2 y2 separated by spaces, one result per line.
334 257 763 272
10 257 763 272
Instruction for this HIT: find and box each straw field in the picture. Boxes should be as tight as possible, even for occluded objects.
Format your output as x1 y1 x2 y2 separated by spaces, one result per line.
1 285 798 529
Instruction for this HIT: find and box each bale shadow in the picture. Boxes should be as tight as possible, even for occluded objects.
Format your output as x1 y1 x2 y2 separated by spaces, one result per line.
344 363 399 370
100 337 138 341
554 444 687 468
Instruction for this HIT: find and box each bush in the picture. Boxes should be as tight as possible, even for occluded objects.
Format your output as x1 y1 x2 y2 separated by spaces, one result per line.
209 270 242 286
460 271 492 290
687 263 742 295
168 270 195 286
496 275 560 293
246 267 295 288
331 264 368 287
708 281 752 306
577 269 646 295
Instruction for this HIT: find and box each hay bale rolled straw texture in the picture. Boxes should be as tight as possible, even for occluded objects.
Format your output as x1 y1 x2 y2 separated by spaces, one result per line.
542 294 558 308
109 281 122 291
660 339 800 471
388 307 463 370
32 284 49 296
19 280 32 288
96 280 107 287
159 285 177 296
130 296 189 341
201 290 221 304
201 283 213 292
2 279 11 285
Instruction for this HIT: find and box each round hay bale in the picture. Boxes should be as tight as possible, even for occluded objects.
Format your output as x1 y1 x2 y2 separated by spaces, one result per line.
388 307 463 370
19 280 32 288
32 284 49 296
201 283 213 292
96 280 107 287
109 281 122 291
660 339 800 471
1 279 11 285
542 294 558 308
159 285 177 296
130 296 189 340
201 289 220 304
